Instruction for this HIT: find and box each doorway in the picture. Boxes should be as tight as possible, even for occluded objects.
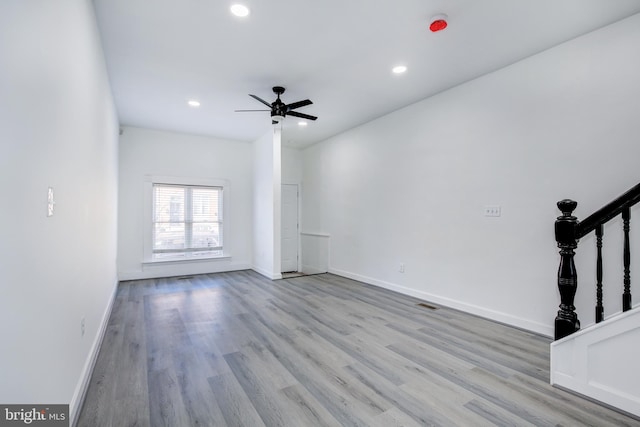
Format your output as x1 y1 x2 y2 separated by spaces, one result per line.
281 184 299 273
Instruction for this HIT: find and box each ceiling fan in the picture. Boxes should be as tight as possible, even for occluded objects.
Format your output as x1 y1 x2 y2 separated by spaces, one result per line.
235 86 318 124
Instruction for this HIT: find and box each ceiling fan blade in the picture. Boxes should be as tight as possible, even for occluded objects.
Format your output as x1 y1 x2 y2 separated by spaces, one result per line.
287 111 317 121
249 94 272 107
286 99 312 110
235 109 270 112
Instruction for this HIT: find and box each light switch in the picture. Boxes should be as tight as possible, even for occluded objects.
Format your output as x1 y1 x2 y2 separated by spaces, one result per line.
47 187 55 217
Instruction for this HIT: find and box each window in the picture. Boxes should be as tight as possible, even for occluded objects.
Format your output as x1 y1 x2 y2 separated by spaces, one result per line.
151 183 223 260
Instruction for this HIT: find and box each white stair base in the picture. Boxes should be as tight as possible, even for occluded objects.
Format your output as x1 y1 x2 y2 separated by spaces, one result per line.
550 307 640 417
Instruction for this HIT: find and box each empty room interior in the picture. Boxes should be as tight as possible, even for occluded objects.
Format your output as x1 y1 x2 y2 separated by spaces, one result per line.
2 0 640 426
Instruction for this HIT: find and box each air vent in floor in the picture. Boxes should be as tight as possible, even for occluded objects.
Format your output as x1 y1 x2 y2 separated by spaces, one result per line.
417 302 438 310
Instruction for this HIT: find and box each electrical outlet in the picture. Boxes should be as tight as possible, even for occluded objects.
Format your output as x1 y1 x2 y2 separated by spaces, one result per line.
399 263 405 273
484 205 501 217
80 317 85 337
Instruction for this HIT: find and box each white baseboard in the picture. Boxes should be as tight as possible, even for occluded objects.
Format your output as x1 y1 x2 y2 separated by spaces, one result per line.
69 280 118 427
252 265 283 280
328 267 553 337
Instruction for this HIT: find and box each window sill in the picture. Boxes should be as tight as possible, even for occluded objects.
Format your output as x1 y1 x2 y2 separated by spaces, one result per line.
143 254 231 266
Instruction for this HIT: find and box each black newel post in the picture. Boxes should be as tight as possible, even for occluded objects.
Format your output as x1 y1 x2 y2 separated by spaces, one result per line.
555 199 581 340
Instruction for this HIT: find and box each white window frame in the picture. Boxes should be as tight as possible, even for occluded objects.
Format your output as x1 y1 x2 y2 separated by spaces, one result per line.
143 175 230 263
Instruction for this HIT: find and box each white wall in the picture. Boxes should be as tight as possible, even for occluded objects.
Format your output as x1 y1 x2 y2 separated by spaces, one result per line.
0 0 119 418
252 128 282 279
282 146 303 185
302 13 640 336
118 126 253 279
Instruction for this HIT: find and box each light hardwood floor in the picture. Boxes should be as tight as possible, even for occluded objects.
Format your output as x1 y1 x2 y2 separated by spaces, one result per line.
77 271 639 426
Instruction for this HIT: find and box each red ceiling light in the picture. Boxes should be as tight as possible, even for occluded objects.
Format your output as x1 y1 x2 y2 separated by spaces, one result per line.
429 14 448 32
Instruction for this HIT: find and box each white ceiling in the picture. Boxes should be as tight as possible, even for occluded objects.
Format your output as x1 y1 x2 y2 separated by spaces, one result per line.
93 0 640 147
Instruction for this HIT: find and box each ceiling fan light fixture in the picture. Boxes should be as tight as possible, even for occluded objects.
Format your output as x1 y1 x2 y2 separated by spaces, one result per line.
230 4 250 17
187 99 201 108
298 121 308 127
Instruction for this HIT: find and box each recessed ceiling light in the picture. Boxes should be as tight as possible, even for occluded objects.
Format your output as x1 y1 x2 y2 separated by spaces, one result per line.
392 65 407 74
298 121 308 127
187 100 201 108
230 4 250 17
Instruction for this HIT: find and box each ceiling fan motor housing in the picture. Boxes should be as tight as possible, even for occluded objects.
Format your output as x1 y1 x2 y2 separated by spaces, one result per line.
238 86 317 122
272 86 287 118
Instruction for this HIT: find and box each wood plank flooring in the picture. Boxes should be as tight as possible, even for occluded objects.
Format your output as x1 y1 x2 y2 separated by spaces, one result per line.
77 271 639 426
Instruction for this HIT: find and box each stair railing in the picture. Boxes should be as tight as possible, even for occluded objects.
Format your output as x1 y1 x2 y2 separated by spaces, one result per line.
554 183 640 340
